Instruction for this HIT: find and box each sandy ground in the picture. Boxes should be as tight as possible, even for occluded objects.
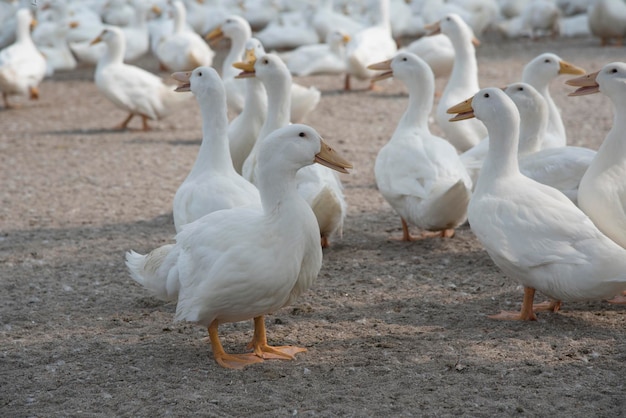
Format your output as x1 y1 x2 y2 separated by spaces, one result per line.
1 35 625 416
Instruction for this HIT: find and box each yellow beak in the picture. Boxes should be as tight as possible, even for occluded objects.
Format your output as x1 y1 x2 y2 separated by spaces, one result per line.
315 139 353 174
447 97 476 121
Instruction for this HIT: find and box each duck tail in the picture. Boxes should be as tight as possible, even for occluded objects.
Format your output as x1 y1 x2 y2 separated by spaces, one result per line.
424 179 472 230
311 184 346 242
125 244 179 301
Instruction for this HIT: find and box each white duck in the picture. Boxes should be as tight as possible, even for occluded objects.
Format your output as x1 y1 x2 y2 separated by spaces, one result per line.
521 52 586 149
428 13 486 152
447 87 626 320
36 20 77 75
400 33 454 79
0 8 47 109
344 0 397 90
509 82 596 205
155 0 214 72
125 124 352 369
237 54 349 247
368 52 472 240
568 62 626 250
208 15 321 122
460 82 596 204
91 26 190 130
206 14 251 114
171 66 260 232
587 0 626 46
228 38 267 174
312 0 364 41
255 9 319 51
282 29 351 77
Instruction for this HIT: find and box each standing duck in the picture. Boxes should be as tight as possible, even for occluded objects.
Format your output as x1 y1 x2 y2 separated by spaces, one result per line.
171 66 260 232
448 87 626 320
428 13 486 152
125 124 352 369
237 53 349 247
0 8 47 109
90 27 190 130
521 52 585 149
155 0 214 72
369 52 472 240
568 62 626 249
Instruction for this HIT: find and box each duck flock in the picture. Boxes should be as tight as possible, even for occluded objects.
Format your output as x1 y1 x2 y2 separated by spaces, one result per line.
3 0 626 369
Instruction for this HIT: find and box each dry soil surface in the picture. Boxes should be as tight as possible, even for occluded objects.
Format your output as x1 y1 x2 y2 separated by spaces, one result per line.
1 36 625 417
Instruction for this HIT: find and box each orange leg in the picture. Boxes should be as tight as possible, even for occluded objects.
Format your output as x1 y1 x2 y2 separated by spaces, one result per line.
393 218 455 241
2 92 12 108
533 299 562 312
115 113 134 130
321 235 330 248
606 291 626 304
247 316 306 360
207 319 263 369
344 73 351 91
29 86 39 100
488 287 538 321
141 115 151 131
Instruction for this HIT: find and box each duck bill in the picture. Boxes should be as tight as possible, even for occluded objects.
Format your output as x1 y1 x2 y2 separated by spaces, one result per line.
233 60 256 78
424 20 441 36
342 34 351 44
559 60 586 76
447 97 476 121
315 140 353 174
89 31 104 46
233 48 257 78
367 59 393 82
171 71 191 92
151 5 162 16
472 36 480 47
566 70 600 96
205 26 223 43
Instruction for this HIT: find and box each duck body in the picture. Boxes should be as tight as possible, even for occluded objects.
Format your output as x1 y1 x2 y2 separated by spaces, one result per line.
401 33 454 79
588 0 626 46
171 66 260 233
126 124 352 368
571 62 626 249
239 53 347 246
92 27 190 130
0 8 47 108
155 1 214 72
521 53 586 149
372 52 472 240
345 0 397 88
449 87 626 320
284 29 350 77
434 13 486 152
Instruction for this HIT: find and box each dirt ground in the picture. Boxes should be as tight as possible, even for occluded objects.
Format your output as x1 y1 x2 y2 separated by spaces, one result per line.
1 35 625 416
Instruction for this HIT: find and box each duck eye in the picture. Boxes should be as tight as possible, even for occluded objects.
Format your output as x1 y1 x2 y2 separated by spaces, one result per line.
263 59 269 64
298 132 306 138
544 59 550 63
484 93 489 98
402 57 407 61
519 87 523 91
611 68 618 73
198 71 202 76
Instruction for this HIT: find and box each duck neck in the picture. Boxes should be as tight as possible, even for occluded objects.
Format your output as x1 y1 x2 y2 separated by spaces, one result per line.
596 97 626 162
397 76 433 132
449 36 478 92
173 3 186 34
99 36 125 67
517 111 546 156
240 77 268 125
259 74 291 140
189 90 235 177
223 31 250 80
374 0 391 33
16 14 34 45
479 111 521 187
257 157 302 216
